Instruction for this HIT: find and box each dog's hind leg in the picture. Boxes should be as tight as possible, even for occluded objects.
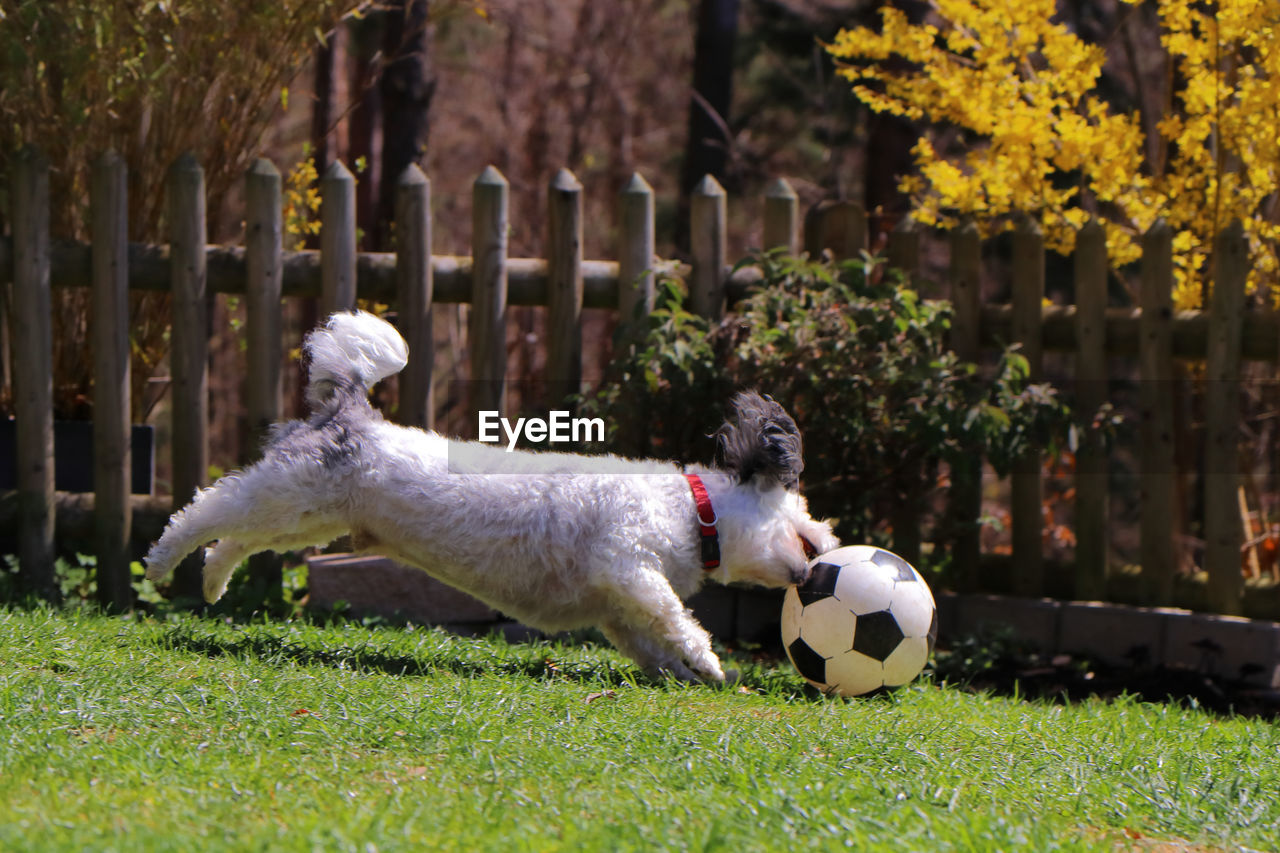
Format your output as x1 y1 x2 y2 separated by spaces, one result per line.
196 516 353 603
200 539 254 604
145 480 265 581
145 460 337 582
145 505 225 583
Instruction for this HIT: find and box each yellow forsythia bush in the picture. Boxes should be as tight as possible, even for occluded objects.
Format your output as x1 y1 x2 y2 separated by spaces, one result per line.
829 0 1280 309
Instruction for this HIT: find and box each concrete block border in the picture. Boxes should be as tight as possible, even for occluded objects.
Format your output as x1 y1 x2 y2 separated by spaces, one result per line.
307 554 500 627
938 592 1280 688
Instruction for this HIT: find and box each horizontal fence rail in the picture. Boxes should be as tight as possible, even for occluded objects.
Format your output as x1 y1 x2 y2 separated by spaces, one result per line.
1 149 1277 620
5 244 1280 360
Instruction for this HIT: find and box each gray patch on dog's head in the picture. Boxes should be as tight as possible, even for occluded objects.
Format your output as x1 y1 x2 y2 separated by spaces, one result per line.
715 391 803 491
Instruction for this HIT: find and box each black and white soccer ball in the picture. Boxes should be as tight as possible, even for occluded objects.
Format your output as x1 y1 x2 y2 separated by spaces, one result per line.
781 545 937 696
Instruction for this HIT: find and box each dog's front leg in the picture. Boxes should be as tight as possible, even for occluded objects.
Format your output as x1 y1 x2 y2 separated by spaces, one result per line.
599 578 725 683
600 621 702 682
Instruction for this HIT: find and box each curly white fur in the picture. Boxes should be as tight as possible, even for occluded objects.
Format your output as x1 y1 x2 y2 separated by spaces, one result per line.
145 311 838 682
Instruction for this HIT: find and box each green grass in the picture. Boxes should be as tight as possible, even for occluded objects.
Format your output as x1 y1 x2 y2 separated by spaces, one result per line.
0 607 1276 852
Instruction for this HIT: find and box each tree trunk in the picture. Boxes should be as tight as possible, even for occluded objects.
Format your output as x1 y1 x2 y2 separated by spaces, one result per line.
863 0 928 244
311 39 336 179
350 13 385 252
677 0 739 253
378 0 436 252
298 35 336 416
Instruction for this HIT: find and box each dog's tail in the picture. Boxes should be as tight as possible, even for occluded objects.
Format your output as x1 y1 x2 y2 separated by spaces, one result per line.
304 310 409 407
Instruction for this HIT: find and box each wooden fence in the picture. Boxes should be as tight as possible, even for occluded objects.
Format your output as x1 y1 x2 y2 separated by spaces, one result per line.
1 147 1277 618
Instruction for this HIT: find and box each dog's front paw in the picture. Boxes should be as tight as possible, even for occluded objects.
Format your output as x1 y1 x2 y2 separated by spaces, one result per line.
689 654 726 684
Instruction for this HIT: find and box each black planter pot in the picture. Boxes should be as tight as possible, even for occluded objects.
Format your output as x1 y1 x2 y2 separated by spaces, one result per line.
0 420 155 495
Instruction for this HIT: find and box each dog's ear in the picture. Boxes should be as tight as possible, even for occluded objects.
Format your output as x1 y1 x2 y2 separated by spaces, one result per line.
716 391 803 491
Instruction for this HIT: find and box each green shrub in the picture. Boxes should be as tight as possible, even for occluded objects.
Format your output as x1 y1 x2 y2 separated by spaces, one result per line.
583 251 1074 548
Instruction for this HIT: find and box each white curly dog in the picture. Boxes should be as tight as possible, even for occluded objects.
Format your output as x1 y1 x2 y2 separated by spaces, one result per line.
145 311 838 682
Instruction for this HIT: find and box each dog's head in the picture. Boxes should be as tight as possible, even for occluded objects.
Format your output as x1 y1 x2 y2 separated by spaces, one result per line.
715 391 804 492
707 392 839 588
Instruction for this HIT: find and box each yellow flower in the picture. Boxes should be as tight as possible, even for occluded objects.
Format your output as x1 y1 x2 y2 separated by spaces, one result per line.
831 0 1280 309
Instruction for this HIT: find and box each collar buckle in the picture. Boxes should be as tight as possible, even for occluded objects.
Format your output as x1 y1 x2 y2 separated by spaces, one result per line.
684 473 720 570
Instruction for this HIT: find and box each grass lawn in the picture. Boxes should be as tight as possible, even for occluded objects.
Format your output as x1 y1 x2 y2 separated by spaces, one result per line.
0 607 1276 852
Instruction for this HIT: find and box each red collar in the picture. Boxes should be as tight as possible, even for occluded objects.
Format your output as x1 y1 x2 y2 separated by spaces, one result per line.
684 473 720 570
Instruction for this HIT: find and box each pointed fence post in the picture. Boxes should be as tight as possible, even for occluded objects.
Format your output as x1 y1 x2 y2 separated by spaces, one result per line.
10 146 56 600
546 168 583 407
1010 216 1045 597
689 174 727 320
396 164 433 430
470 165 509 420
169 152 209 604
763 178 799 254
1139 220 1176 604
618 173 655 324
92 152 133 611
321 160 357 315
1073 219 1109 600
948 222 982 590
1204 221 1249 615
805 200 867 260
245 157 284 602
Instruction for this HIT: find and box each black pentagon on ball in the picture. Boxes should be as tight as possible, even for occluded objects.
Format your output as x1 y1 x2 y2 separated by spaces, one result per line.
851 610 905 661
871 548 916 583
788 637 829 684
796 561 842 606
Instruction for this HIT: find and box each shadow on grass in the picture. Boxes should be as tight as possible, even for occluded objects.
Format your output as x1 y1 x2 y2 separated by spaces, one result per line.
930 629 1280 720
156 617 841 701
158 620 650 688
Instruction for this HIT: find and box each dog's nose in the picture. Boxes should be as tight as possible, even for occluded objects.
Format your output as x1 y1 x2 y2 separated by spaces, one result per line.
790 562 812 586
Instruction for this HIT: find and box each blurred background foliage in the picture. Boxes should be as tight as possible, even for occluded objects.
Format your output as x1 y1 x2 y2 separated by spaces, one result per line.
0 0 367 420
0 1 1267 574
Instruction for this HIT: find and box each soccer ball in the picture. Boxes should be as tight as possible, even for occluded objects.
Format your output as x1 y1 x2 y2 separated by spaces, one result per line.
781 545 937 696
